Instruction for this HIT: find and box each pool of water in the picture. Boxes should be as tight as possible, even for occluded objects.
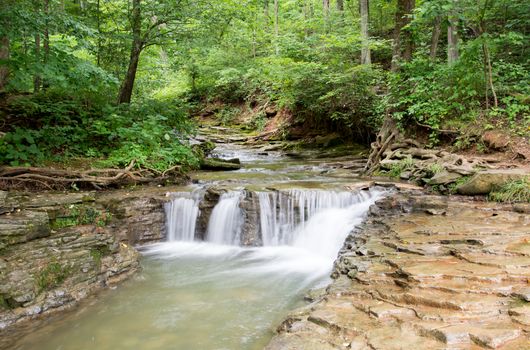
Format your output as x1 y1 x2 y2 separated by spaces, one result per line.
11 241 335 350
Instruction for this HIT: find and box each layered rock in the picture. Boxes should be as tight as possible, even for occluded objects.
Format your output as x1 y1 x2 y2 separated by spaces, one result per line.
266 192 530 349
0 188 170 330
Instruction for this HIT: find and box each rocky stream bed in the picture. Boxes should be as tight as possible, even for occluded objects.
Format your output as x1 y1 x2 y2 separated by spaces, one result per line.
0 125 529 349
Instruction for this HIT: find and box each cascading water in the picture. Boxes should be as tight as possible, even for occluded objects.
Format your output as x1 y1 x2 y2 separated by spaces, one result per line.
14 135 389 350
164 191 202 241
257 189 373 247
206 191 244 245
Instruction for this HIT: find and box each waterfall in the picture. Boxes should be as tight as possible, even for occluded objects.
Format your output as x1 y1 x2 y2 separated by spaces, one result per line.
206 191 244 245
165 187 382 251
164 192 201 241
257 189 373 246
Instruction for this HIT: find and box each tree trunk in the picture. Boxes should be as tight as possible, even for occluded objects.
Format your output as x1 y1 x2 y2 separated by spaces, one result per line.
42 0 50 89
391 0 415 71
360 0 371 65
337 0 343 11
402 0 415 61
274 0 279 55
323 0 329 14
429 16 441 61
96 0 101 66
0 36 9 90
447 11 459 64
391 0 405 71
34 34 41 93
118 0 142 104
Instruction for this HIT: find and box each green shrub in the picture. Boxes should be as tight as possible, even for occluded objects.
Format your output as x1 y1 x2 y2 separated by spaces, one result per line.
0 92 198 171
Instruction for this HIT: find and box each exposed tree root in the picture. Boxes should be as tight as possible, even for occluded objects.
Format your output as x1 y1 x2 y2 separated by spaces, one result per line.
0 160 187 191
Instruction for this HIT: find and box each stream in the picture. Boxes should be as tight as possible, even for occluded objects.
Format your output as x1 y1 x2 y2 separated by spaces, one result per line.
12 138 383 350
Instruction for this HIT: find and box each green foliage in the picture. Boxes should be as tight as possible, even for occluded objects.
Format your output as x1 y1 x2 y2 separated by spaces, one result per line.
90 246 111 267
386 157 415 178
50 205 112 230
447 176 472 194
0 92 198 171
217 106 241 126
489 178 530 203
248 111 267 132
426 163 444 177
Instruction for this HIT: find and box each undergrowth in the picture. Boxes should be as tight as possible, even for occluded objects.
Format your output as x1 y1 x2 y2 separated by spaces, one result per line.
489 178 530 203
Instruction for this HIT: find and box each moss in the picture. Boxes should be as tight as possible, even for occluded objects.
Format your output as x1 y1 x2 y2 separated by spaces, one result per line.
0 295 9 310
50 217 78 229
90 246 111 267
35 261 72 292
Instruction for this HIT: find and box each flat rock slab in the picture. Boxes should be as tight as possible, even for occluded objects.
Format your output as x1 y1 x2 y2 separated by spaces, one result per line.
266 192 530 349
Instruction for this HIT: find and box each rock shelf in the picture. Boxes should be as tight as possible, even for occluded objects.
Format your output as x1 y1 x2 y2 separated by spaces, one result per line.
266 192 530 350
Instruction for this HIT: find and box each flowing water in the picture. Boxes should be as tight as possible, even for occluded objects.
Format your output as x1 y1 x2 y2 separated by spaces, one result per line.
12 142 384 350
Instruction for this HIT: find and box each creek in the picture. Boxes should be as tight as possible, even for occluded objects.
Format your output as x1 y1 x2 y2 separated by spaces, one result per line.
12 141 383 350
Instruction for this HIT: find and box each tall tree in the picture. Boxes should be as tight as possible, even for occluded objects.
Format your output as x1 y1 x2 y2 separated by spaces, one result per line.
337 0 344 11
447 2 459 64
391 0 415 71
429 15 441 61
117 0 142 104
118 0 190 104
360 0 371 64
323 0 330 14
0 35 8 90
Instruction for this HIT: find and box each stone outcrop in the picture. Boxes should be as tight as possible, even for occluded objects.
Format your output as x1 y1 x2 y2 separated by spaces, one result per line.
239 191 262 246
266 192 530 349
0 187 170 331
200 157 242 171
457 169 529 195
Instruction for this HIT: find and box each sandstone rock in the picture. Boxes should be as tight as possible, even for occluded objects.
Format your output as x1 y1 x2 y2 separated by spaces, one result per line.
200 158 242 171
428 170 462 185
457 169 529 195
267 192 530 349
0 211 50 250
483 131 510 150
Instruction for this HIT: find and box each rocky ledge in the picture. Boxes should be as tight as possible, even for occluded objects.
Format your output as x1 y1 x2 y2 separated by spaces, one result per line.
0 187 172 333
266 192 530 349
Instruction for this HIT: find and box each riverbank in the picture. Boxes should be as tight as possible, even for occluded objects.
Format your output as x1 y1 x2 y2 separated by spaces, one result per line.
266 191 530 349
0 186 181 338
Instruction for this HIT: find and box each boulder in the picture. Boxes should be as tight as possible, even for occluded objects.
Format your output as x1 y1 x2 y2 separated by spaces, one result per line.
428 170 462 185
457 169 529 195
200 158 242 171
314 133 344 148
482 131 510 150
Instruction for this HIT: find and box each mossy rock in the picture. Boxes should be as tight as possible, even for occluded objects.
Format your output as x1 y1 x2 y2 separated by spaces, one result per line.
200 158 242 171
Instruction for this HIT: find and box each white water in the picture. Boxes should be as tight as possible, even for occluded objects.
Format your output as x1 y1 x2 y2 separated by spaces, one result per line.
164 188 383 281
258 189 372 246
14 189 384 350
206 191 244 245
164 191 202 241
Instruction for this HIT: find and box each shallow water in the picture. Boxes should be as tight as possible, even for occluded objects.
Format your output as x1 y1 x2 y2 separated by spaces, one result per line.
12 243 330 350
10 141 379 350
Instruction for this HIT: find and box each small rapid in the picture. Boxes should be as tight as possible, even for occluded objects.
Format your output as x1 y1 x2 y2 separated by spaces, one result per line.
13 141 386 350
